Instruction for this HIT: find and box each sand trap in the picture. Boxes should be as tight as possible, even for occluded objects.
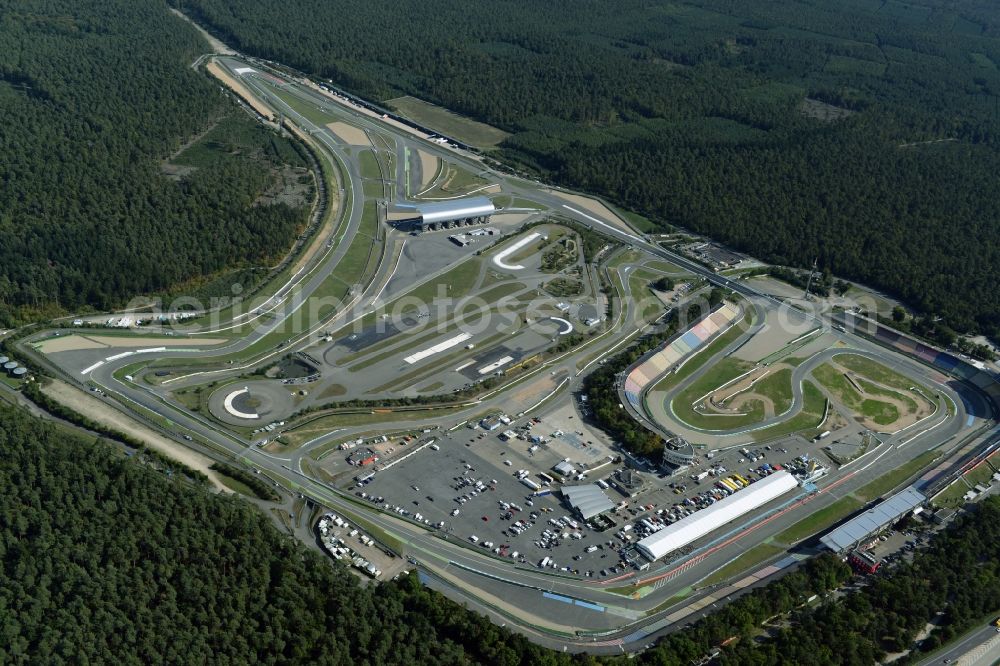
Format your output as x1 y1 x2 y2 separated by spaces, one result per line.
326 121 370 146
36 335 110 354
83 335 227 348
416 150 440 188
205 60 275 122
547 190 638 235
42 379 227 492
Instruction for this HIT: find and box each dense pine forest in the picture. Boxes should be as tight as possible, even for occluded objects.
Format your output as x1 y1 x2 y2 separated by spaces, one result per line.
2 397 999 664
0 0 311 325
176 0 1000 339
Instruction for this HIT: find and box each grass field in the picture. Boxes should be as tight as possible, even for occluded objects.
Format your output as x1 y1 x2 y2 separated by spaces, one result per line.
268 84 337 126
492 195 542 210
670 357 764 430
387 95 511 147
811 362 899 424
834 354 930 395
702 542 785 587
418 162 491 198
776 495 864 545
628 275 665 322
856 377 919 413
358 149 382 180
644 260 687 275
288 406 466 449
931 453 1000 508
751 368 794 415
856 450 940 501
752 380 827 442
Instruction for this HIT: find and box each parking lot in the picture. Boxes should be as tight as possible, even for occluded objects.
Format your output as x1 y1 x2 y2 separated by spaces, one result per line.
341 405 835 579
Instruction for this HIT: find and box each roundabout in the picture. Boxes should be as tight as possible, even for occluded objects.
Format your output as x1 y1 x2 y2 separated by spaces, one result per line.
210 380 295 426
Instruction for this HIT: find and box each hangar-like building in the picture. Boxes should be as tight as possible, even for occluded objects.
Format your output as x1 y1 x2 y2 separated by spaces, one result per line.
636 471 799 562
388 196 495 232
562 484 615 521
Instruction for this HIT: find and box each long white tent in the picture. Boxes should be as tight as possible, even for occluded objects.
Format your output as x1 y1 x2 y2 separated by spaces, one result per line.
636 471 799 561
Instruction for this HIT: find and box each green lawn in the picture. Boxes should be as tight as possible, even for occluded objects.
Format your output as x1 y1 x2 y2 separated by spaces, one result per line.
702 543 785 587
287 406 465 449
387 95 510 147
267 84 338 126
358 149 382 180
670 357 763 430
403 257 483 304
856 377 919 413
215 471 260 498
861 398 900 425
775 495 864 545
856 450 941 501
644 260 688 275
628 275 666 322
753 368 794 415
752 380 827 442
834 353 930 394
492 195 543 210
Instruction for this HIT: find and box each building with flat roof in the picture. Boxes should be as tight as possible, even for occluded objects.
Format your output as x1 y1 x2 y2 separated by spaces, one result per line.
819 486 925 552
562 484 615 520
388 196 495 232
636 471 799 562
553 461 576 477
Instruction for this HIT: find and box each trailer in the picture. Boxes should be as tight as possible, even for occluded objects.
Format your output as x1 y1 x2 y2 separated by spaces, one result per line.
521 477 541 491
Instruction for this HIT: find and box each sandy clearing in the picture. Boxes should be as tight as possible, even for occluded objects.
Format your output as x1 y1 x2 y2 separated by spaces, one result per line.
82 335 227 348
206 60 275 121
36 335 109 354
547 190 638 235
170 8 235 56
416 150 439 188
42 379 228 492
326 121 370 146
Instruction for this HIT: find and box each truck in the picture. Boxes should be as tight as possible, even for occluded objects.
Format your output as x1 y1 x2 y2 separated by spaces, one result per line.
521 477 541 491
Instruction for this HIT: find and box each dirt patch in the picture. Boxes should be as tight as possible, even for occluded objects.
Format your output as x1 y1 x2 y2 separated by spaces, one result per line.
826 359 934 431
41 379 227 492
798 97 855 123
205 60 274 121
255 165 314 208
36 335 110 354
417 150 439 188
325 121 370 146
169 8 236 55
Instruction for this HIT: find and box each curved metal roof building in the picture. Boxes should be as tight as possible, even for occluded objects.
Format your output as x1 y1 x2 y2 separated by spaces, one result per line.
395 196 495 225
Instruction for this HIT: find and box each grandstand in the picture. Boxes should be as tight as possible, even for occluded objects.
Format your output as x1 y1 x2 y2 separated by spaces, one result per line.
833 311 1000 417
622 301 742 413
